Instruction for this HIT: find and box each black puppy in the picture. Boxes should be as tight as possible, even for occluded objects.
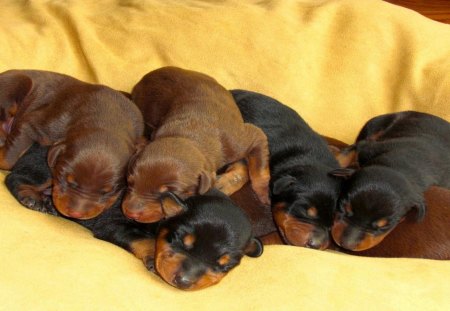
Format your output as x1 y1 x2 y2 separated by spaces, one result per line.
5 143 159 271
155 189 263 290
231 90 341 250
5 143 262 291
330 111 450 251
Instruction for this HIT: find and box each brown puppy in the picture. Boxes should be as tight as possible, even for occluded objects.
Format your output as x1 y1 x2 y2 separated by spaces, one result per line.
0 70 144 219
124 67 270 223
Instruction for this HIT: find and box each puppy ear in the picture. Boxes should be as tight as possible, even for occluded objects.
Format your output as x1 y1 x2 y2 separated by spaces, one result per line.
47 143 65 168
160 192 188 218
244 237 264 257
272 175 297 195
328 168 356 179
127 140 146 173
2 73 33 104
412 200 427 222
198 171 215 195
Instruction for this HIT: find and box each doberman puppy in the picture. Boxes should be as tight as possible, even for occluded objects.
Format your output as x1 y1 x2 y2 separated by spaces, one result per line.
230 137 450 260
231 90 342 250
6 143 263 291
233 185 450 260
0 70 144 219
5 143 158 270
155 190 263 290
124 67 270 223
330 111 450 251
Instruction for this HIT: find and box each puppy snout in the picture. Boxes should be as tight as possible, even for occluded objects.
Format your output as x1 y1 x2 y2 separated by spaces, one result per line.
173 274 196 290
66 209 86 219
172 259 206 290
305 229 330 250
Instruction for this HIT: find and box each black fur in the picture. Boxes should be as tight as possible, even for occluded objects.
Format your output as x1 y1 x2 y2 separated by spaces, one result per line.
158 188 262 289
231 89 341 249
332 111 450 245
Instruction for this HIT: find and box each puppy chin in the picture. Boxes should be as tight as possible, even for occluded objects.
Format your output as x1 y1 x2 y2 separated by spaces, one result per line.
331 219 392 251
52 185 112 219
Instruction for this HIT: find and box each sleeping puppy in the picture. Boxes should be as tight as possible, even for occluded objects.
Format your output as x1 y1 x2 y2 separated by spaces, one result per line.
5 143 158 270
330 111 450 251
231 90 342 250
6 143 263 291
0 70 144 219
124 67 270 223
155 189 263 290
229 139 450 260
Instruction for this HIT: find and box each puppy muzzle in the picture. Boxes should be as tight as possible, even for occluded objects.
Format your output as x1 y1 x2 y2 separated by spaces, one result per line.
332 218 393 251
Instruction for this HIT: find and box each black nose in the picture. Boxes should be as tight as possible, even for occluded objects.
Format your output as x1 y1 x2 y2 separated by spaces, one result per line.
306 239 321 249
173 274 194 289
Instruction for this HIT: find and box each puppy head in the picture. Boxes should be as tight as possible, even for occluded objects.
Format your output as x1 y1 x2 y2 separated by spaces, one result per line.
330 166 426 251
0 71 33 146
270 167 340 250
48 140 126 219
123 140 215 223
155 190 263 290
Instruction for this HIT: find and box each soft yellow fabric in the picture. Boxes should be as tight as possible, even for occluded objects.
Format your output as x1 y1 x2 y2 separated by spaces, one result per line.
1 0 450 310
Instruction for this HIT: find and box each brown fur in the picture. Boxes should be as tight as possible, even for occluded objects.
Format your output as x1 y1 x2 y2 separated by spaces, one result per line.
0 69 144 219
124 67 270 223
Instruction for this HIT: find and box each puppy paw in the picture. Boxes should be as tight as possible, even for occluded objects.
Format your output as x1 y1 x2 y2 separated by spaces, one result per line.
20 196 41 210
144 256 156 273
20 195 58 216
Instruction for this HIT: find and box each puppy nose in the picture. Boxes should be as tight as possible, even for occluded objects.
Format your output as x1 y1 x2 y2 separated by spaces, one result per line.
126 212 142 220
66 209 85 218
306 238 322 249
173 274 194 289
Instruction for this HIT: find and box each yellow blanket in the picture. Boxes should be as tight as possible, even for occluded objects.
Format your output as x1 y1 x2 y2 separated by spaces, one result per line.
1 0 449 310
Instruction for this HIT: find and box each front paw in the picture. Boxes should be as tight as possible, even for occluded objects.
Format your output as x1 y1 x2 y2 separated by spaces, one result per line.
20 196 43 210
19 195 58 216
144 256 156 273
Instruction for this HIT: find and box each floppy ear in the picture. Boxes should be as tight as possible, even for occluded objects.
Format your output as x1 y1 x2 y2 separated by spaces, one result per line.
127 140 146 173
47 143 65 168
328 168 357 179
160 192 188 218
2 73 33 104
412 200 427 222
244 237 264 257
198 171 215 195
272 175 297 195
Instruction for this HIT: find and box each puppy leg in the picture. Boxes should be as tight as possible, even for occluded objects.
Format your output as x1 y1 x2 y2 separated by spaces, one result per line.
93 224 157 272
215 160 249 195
240 124 271 205
355 112 402 142
17 181 56 214
334 145 358 168
129 238 157 272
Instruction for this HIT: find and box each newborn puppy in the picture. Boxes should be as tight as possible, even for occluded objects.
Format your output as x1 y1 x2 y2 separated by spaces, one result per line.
124 67 270 223
330 111 450 251
0 70 144 219
6 143 263 290
5 143 158 270
155 189 263 290
231 90 342 250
